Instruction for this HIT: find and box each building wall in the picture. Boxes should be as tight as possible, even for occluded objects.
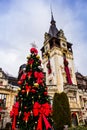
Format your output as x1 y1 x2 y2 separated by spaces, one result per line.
0 68 18 128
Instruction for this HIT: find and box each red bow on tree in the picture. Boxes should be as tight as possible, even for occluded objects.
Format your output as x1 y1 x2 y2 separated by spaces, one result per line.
34 72 44 84
33 102 52 130
30 48 38 55
10 102 19 130
34 72 44 79
36 78 43 84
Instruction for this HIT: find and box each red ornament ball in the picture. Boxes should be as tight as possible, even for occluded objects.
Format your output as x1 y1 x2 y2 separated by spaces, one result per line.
18 80 22 85
24 106 27 109
21 90 25 93
31 89 36 93
44 92 48 95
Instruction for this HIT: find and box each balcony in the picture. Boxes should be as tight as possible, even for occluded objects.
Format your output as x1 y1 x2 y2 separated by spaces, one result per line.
64 84 78 93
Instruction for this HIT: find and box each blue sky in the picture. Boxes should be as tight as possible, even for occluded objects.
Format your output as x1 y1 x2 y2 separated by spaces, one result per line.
0 0 87 77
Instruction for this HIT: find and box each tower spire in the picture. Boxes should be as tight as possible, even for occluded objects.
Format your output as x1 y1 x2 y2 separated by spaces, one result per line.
51 9 55 24
48 8 58 37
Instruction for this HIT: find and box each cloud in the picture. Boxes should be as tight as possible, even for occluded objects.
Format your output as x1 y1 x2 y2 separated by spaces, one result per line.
0 0 87 76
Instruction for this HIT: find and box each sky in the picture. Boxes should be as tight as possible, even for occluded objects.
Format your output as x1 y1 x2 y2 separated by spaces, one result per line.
0 0 87 77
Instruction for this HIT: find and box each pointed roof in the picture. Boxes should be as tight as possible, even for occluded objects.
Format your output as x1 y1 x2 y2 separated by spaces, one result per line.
48 11 58 37
51 10 55 24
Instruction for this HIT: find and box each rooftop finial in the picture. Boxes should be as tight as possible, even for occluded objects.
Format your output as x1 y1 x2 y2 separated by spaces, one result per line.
48 6 58 37
50 6 55 24
30 41 37 48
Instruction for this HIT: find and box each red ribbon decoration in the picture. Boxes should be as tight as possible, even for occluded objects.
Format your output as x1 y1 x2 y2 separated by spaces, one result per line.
23 112 31 123
27 71 32 78
30 48 38 55
36 78 43 84
10 102 19 130
25 85 31 95
34 72 44 79
20 73 27 81
33 102 52 130
64 58 72 84
64 66 72 84
46 60 52 74
34 72 44 84
28 59 34 65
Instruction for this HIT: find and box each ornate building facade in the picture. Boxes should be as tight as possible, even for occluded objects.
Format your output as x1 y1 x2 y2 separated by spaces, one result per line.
0 68 18 128
0 13 87 127
41 13 87 126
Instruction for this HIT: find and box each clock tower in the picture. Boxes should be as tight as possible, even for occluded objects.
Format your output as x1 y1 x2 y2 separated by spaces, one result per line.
41 13 77 96
41 13 87 126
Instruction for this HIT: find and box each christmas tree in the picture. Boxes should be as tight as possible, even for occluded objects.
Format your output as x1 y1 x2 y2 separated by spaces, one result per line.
10 47 53 130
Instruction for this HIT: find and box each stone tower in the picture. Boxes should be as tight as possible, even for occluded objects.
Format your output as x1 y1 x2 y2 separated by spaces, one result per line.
41 12 77 96
41 13 87 126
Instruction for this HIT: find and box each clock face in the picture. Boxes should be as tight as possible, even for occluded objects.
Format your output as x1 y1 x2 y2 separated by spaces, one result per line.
62 43 66 47
61 42 67 50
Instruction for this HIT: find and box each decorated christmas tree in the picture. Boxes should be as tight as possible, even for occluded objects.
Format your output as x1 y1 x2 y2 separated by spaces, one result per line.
10 47 53 130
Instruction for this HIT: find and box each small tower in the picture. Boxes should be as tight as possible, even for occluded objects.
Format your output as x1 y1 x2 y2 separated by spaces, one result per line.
41 12 77 95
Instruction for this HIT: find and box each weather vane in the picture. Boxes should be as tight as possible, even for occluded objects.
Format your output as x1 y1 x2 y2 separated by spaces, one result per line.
30 41 37 48
50 4 53 16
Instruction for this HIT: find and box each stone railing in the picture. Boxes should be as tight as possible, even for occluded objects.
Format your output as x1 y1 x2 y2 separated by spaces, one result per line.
63 84 78 92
